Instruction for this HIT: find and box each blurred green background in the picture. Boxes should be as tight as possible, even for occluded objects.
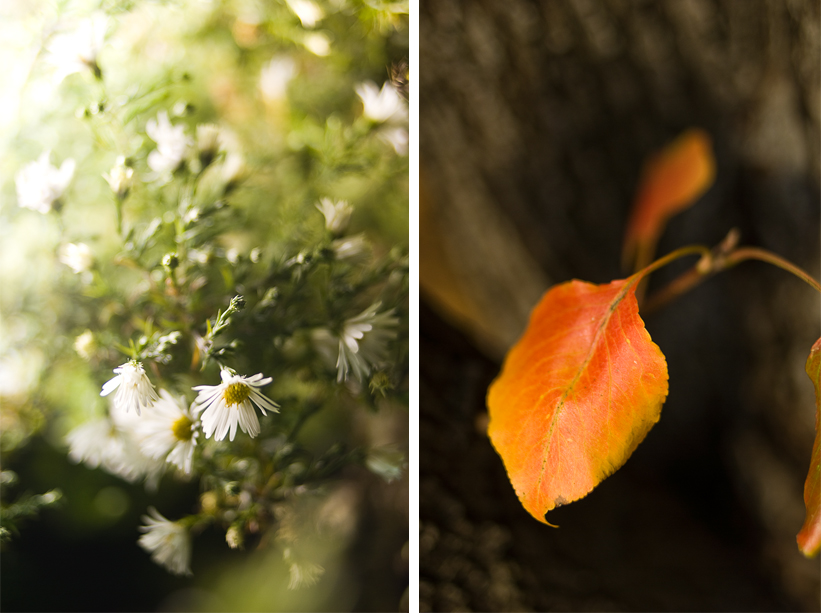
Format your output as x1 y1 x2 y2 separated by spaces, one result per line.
0 0 409 610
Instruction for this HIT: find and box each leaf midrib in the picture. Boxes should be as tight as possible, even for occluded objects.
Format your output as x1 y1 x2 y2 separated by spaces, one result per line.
534 276 639 508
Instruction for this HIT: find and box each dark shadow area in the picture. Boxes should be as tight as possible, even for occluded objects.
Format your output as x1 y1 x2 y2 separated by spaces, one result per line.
420 301 814 612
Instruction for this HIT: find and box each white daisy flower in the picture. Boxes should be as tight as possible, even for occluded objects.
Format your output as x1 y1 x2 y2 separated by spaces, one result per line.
286 0 324 28
335 303 398 382
355 81 407 124
100 360 159 416
138 507 193 576
331 233 370 263
313 304 399 383
66 418 125 470
58 242 93 274
66 414 164 486
16 151 75 214
259 56 296 102
46 12 108 82
146 111 191 177
315 198 352 235
134 390 198 474
192 370 279 441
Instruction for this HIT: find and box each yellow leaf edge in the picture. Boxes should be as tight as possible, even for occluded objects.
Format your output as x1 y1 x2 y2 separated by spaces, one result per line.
798 337 821 558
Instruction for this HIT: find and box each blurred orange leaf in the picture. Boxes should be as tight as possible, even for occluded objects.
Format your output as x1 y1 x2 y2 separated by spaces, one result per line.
798 338 821 557
622 129 715 273
486 274 668 524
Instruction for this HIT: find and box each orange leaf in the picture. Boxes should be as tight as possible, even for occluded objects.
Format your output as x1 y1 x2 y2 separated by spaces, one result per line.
622 129 715 272
798 338 821 557
486 275 668 524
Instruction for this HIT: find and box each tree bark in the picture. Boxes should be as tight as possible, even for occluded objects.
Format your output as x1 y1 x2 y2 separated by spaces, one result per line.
420 0 821 610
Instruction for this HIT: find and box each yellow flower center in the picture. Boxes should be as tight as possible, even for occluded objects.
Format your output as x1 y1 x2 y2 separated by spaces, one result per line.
172 416 194 441
223 382 250 407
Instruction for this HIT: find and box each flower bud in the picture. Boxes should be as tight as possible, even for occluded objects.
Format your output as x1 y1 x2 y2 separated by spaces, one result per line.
103 157 134 200
229 295 246 311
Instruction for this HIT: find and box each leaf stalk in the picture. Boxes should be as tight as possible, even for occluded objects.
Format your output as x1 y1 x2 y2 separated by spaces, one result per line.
641 230 821 315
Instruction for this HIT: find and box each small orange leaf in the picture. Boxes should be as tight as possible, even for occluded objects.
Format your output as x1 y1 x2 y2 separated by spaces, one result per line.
798 338 821 557
486 275 668 524
622 129 715 272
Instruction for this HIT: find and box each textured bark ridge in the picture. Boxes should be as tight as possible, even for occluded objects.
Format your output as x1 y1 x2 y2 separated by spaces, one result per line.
421 0 820 610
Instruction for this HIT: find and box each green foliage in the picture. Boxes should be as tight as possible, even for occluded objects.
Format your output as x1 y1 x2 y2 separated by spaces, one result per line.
0 0 408 597
0 471 63 545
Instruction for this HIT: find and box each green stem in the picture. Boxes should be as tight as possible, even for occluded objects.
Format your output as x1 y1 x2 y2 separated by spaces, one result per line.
643 242 821 315
724 247 821 293
287 402 322 443
115 197 123 238
635 244 712 280
632 244 711 307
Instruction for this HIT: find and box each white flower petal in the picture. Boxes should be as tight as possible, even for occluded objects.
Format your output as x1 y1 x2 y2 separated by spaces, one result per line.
356 81 407 123
322 303 398 382
15 151 75 213
138 507 192 576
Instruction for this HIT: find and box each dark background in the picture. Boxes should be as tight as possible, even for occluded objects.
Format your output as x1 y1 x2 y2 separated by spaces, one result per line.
1 436 409 612
420 0 821 610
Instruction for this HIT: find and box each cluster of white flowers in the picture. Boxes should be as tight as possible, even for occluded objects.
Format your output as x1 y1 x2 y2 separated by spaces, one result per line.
46 12 108 82
314 196 368 262
19 0 407 588
66 359 281 575
71 362 278 478
15 151 75 214
355 81 408 154
68 390 189 491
